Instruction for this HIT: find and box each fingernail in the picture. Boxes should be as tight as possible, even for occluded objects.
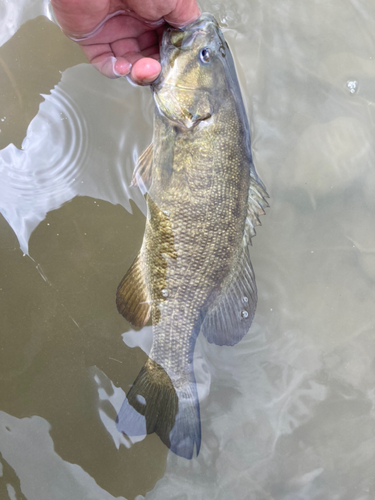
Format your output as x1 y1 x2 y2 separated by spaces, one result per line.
114 61 132 77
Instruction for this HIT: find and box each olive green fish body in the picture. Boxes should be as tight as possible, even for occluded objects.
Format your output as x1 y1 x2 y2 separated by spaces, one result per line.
116 13 268 459
147 100 251 371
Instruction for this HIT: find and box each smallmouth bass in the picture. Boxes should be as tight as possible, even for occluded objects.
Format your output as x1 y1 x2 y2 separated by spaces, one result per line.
116 13 268 459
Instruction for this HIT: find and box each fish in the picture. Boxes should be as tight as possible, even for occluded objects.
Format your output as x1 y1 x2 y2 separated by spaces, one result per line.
115 13 268 459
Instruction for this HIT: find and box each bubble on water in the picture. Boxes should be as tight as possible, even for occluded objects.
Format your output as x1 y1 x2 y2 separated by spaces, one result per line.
161 289 169 298
242 296 248 303
241 310 249 319
347 80 358 94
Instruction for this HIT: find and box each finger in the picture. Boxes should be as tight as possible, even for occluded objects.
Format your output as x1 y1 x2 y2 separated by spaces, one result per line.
161 0 201 28
51 0 110 36
142 46 159 58
125 0 200 28
111 37 140 57
114 57 133 77
79 42 131 78
130 58 161 85
111 33 159 59
77 14 153 44
90 53 132 78
137 30 159 51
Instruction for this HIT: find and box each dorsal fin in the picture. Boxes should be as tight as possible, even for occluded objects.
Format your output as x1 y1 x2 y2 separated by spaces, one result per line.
116 250 151 327
245 171 269 242
131 143 153 194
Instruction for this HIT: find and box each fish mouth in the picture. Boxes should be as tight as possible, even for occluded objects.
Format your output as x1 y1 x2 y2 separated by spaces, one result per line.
152 13 218 89
166 13 219 42
164 15 217 50
151 13 217 126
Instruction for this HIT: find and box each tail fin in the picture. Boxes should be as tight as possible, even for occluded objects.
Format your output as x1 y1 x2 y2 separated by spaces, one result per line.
116 359 201 459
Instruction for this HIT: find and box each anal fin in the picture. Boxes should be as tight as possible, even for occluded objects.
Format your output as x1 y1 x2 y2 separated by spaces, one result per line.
116 251 151 327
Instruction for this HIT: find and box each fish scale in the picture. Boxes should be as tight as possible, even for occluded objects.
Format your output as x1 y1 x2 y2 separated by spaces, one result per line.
115 13 268 459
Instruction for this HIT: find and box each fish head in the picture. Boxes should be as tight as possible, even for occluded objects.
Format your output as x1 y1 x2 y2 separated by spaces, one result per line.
152 13 233 129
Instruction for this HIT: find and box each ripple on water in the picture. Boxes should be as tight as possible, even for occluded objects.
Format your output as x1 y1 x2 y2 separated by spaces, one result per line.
0 82 89 253
6 86 88 195
0 63 148 254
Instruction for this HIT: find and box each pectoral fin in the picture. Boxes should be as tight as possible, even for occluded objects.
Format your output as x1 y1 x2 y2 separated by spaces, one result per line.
131 143 153 193
201 243 257 346
116 251 151 327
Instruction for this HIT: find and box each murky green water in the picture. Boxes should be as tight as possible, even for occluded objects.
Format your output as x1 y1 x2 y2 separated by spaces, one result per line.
1 1 375 498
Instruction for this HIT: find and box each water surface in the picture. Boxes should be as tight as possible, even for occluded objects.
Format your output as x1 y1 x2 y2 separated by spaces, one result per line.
1 1 375 499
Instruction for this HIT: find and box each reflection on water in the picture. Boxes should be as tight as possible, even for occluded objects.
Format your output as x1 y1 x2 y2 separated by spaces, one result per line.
0 9 153 256
0 412 128 500
0 63 148 254
1 0 375 498
0 15 86 150
0 0 48 47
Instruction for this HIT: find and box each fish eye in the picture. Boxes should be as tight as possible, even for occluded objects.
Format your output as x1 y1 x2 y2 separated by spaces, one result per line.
199 47 211 64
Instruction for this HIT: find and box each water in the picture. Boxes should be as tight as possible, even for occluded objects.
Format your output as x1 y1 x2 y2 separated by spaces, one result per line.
1 1 375 498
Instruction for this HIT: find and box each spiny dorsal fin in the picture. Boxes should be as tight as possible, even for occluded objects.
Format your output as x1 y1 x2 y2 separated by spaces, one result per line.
131 143 153 193
245 171 269 242
200 244 257 346
116 250 151 327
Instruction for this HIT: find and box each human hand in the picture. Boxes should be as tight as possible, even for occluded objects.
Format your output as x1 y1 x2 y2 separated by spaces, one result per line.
51 0 200 85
